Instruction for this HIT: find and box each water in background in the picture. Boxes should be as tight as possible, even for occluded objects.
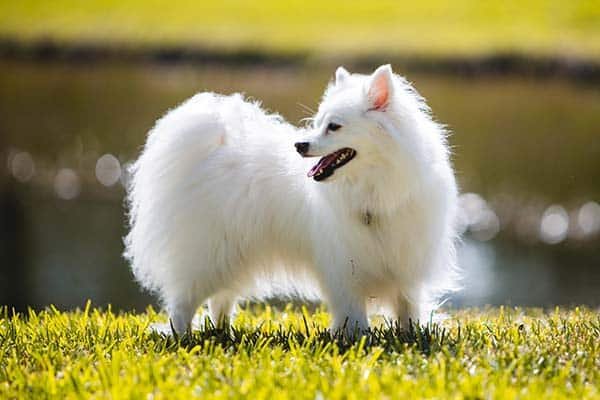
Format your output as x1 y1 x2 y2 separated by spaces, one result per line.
1 60 599 311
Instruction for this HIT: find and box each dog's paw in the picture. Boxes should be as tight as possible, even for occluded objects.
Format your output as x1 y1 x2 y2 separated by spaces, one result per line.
191 313 209 330
148 322 177 336
148 311 226 336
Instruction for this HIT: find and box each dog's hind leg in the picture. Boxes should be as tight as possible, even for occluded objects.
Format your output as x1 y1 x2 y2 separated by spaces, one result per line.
392 296 422 329
207 291 236 328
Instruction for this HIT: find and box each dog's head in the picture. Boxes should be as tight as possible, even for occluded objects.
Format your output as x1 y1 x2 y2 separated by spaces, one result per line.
296 64 425 183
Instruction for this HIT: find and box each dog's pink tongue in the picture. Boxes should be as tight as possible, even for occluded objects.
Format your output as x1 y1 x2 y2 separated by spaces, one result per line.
307 154 334 177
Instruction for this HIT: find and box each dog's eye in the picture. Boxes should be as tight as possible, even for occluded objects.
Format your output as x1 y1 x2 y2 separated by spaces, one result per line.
327 122 342 132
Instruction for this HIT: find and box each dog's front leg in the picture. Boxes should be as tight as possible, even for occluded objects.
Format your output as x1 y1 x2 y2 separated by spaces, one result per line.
318 266 369 337
328 295 369 338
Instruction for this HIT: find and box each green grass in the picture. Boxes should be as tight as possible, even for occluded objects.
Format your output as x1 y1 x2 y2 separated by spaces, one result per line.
1 304 599 399
1 1 600 59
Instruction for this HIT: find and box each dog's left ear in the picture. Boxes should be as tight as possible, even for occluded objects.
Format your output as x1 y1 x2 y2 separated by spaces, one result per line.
335 66 350 84
367 64 394 111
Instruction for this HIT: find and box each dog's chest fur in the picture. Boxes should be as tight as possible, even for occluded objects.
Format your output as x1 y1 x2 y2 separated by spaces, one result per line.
341 192 434 288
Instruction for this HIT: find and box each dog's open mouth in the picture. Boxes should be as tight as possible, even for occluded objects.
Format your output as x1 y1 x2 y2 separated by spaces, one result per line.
307 148 356 181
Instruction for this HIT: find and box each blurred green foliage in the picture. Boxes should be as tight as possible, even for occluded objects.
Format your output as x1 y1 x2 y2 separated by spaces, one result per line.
2 61 599 201
1 0 600 57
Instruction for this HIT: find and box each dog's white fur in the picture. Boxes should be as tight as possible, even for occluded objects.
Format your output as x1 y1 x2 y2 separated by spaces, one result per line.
125 65 459 334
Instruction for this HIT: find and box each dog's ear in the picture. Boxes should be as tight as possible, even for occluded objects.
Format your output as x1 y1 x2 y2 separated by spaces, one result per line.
335 66 350 84
367 64 394 111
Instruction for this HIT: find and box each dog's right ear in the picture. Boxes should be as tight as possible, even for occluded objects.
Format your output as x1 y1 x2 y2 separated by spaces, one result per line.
335 66 350 85
367 64 394 111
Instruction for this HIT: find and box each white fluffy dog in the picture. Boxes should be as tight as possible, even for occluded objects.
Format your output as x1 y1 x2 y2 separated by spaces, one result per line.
125 64 459 335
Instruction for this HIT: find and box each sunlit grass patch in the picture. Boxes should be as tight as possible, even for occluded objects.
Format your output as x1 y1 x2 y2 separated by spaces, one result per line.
1 303 599 399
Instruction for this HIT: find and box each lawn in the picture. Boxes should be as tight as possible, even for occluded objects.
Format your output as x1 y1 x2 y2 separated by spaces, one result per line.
1 1 600 59
1 303 598 399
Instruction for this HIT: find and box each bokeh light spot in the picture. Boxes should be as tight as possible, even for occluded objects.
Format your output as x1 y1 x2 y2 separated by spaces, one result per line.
578 201 600 236
54 168 81 200
10 151 35 182
470 209 500 241
458 192 500 241
119 161 133 188
95 154 122 187
540 205 569 244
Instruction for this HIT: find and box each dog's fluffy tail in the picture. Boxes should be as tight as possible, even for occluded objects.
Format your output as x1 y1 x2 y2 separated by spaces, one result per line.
124 93 231 294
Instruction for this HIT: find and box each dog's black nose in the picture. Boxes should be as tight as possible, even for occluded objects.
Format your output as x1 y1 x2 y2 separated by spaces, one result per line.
295 142 310 156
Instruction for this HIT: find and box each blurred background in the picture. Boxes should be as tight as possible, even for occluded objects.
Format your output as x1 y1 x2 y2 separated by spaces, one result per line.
0 1 599 312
